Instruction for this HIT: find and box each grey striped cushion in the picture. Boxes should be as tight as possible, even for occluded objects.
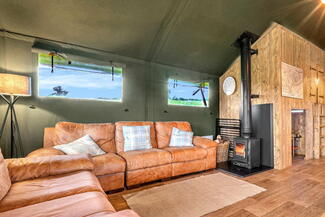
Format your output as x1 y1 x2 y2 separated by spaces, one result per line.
122 125 152 152
169 127 194 147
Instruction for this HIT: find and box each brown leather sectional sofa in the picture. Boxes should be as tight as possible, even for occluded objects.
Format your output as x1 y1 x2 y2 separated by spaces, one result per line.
28 121 218 191
0 151 139 217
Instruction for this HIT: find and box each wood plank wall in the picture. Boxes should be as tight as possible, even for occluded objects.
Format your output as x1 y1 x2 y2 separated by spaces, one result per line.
320 105 325 156
219 23 325 169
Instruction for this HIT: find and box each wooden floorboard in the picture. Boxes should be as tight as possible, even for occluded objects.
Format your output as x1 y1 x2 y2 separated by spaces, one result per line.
107 157 325 217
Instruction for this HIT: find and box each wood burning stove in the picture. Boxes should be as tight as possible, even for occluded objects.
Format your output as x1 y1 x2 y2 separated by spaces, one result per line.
233 138 260 169
232 31 261 169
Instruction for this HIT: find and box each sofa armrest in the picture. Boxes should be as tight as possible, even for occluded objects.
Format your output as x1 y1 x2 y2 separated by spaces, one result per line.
87 210 140 217
44 127 56 148
27 147 65 158
193 136 218 149
5 154 94 183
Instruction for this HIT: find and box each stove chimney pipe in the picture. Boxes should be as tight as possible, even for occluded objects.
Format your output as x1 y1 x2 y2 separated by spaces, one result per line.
234 32 259 139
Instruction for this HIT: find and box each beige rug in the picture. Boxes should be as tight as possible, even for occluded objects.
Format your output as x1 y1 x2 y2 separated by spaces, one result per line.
123 173 265 217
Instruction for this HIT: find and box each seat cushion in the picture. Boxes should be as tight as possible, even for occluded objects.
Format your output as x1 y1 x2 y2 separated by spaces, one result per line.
93 153 126 176
0 149 11 201
0 171 103 212
55 122 116 153
155 122 193 148
115 122 157 153
119 149 171 170
164 146 207 163
0 191 115 217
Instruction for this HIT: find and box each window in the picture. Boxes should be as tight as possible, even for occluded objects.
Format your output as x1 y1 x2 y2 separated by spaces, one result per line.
38 53 123 101
168 79 209 107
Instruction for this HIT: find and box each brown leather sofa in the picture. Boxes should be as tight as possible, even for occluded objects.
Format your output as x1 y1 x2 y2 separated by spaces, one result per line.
0 150 139 217
28 121 218 188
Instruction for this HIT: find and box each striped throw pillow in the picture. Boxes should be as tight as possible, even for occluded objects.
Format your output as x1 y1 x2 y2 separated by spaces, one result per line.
169 127 194 147
122 125 152 152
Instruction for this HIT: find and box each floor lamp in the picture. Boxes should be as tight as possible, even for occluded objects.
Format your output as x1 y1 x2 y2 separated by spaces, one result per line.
0 73 31 158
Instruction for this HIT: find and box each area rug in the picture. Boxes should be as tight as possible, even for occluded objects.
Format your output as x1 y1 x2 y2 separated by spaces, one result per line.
123 173 265 217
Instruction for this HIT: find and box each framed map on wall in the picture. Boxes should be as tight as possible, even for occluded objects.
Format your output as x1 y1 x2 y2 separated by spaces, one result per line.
281 62 304 99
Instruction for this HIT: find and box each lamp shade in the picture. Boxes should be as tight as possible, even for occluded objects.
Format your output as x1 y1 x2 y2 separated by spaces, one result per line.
0 73 31 96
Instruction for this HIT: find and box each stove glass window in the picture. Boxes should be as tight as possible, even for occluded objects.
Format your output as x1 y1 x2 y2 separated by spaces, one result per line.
235 143 246 158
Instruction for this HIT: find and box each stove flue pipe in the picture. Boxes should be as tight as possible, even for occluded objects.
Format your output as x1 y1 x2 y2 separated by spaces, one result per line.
234 32 259 139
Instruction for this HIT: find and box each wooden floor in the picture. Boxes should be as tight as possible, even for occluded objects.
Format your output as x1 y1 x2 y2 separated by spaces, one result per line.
108 157 325 217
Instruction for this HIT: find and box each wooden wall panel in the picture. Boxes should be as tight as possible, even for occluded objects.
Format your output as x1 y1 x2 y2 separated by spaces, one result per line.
270 26 283 169
318 72 325 104
269 26 282 104
321 104 325 157
310 68 318 103
219 23 324 169
317 48 325 104
219 59 240 119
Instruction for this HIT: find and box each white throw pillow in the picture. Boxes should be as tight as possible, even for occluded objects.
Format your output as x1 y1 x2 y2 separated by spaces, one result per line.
54 134 106 156
122 125 152 152
169 127 194 147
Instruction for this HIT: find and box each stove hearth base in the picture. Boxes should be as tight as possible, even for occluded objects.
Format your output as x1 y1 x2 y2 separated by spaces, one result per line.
217 161 272 178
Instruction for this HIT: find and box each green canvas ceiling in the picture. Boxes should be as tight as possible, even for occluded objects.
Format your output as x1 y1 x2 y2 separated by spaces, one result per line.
0 0 324 75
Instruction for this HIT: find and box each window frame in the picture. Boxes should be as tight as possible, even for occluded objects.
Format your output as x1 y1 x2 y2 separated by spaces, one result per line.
37 54 124 102
167 78 210 108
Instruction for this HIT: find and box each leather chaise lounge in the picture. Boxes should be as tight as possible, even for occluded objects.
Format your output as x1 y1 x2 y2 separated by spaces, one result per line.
28 121 218 189
0 151 139 217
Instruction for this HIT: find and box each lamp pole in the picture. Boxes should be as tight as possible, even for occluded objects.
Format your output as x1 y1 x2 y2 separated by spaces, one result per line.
0 94 23 158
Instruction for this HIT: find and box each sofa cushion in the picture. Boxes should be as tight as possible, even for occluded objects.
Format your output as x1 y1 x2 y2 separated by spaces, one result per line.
93 153 126 176
169 127 194 147
115 122 157 153
0 171 103 212
27 147 65 157
0 149 11 201
119 149 171 170
55 122 116 153
164 146 207 163
0 191 115 217
155 122 192 148
54 135 106 156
